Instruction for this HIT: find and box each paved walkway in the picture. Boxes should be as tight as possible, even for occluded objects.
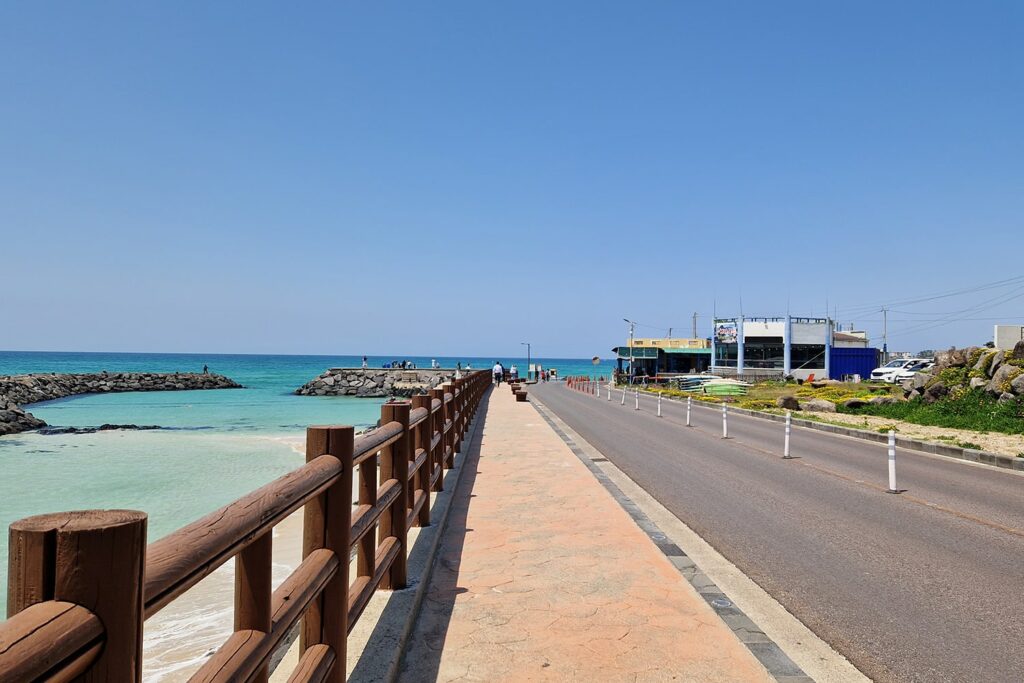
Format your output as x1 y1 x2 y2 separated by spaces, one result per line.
399 385 772 682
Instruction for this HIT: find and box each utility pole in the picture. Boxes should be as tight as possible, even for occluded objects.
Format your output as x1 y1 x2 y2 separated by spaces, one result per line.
692 312 698 339
521 342 531 381
623 318 636 385
882 308 888 363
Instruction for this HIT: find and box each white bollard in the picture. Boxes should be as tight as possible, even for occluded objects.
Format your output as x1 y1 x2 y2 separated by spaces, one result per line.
887 429 899 493
657 392 662 417
607 384 611 400
721 403 728 438
634 389 639 410
686 396 692 427
621 387 626 405
783 411 792 458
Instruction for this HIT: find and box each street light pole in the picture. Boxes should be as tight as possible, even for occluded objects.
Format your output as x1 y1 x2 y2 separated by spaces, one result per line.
521 342 531 381
623 318 636 385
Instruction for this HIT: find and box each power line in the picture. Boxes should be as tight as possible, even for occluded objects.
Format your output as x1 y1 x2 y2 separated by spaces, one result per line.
838 274 1024 316
883 285 1024 339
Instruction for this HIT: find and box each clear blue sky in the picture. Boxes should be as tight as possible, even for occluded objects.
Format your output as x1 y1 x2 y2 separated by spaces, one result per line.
2 2 1021 357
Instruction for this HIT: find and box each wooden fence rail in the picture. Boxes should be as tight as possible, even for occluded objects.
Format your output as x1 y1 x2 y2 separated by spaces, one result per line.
0 370 490 683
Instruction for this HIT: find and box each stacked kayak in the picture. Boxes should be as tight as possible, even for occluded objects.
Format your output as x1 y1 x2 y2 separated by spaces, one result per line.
672 375 750 396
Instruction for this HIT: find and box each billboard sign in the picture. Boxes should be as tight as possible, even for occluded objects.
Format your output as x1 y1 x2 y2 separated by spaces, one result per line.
715 321 738 344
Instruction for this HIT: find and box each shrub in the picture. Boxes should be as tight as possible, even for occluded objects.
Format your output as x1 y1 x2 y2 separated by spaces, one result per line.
737 399 779 411
937 367 968 388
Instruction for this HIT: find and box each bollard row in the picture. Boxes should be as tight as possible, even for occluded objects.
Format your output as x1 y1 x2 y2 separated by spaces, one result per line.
0 371 492 683
566 376 607 397
572 379 905 496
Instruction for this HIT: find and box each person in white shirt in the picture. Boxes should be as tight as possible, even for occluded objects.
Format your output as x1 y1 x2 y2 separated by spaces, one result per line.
492 361 504 385
510 364 519 381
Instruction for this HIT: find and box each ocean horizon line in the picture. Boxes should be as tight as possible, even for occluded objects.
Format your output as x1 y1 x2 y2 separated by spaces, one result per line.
0 349 608 361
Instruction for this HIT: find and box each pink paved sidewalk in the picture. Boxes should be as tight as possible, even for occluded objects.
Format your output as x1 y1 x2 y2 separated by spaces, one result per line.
399 386 772 682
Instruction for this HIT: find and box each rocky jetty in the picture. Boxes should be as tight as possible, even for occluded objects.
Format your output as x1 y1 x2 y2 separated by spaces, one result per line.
0 372 242 436
296 368 460 398
903 342 1024 403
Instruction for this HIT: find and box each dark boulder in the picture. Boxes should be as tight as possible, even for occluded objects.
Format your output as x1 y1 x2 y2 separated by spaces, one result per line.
923 381 947 404
776 395 800 410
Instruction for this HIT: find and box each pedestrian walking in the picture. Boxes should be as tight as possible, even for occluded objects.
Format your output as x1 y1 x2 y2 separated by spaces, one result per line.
492 361 504 385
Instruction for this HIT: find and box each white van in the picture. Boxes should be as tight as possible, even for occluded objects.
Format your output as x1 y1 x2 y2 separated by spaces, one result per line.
870 358 930 383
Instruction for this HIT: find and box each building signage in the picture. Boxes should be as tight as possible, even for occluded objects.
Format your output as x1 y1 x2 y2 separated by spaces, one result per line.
715 322 738 344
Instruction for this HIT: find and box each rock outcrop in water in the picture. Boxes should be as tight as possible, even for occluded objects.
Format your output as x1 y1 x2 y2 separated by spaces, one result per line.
0 372 242 436
296 368 460 398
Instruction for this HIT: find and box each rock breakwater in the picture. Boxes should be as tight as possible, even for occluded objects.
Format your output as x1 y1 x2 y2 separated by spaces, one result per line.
296 368 460 398
0 372 242 436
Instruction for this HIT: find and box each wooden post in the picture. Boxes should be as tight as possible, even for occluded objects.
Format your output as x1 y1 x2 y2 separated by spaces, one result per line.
301 425 353 683
452 378 463 456
235 530 272 682
428 387 445 491
8 509 147 682
441 383 454 469
379 402 410 590
411 394 433 527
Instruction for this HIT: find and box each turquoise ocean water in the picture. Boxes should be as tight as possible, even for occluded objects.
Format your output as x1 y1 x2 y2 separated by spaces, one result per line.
0 350 614 616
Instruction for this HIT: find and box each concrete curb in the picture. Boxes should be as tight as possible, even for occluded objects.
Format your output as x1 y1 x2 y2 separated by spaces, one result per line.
345 389 491 683
634 388 1024 472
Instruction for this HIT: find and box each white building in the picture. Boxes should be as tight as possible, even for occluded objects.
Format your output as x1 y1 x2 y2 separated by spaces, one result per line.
711 316 876 380
994 325 1024 351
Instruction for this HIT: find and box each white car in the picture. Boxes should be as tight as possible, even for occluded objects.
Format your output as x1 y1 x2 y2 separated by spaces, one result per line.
894 360 935 383
870 358 930 383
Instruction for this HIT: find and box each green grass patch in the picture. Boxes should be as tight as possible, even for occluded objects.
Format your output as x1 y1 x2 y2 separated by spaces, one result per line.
839 389 1024 435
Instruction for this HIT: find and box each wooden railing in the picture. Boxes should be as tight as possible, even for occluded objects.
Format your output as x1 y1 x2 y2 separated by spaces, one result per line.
0 370 490 683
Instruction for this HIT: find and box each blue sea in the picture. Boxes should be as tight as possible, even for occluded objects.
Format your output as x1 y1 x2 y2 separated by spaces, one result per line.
0 351 614 622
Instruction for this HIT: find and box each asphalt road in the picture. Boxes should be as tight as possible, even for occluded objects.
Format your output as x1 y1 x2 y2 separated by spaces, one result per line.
530 382 1024 683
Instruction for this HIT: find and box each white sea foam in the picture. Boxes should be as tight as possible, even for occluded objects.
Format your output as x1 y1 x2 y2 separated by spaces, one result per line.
141 511 305 681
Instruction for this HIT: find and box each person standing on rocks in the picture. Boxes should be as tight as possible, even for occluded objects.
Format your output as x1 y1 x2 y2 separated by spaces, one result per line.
202 364 209 374
362 356 368 369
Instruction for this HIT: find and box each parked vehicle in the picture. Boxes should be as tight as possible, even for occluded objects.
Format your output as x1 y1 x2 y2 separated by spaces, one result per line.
870 358 930 383
894 360 935 383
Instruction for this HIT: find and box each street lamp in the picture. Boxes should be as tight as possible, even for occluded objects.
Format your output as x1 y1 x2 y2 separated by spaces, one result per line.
521 342 531 381
623 318 636 385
